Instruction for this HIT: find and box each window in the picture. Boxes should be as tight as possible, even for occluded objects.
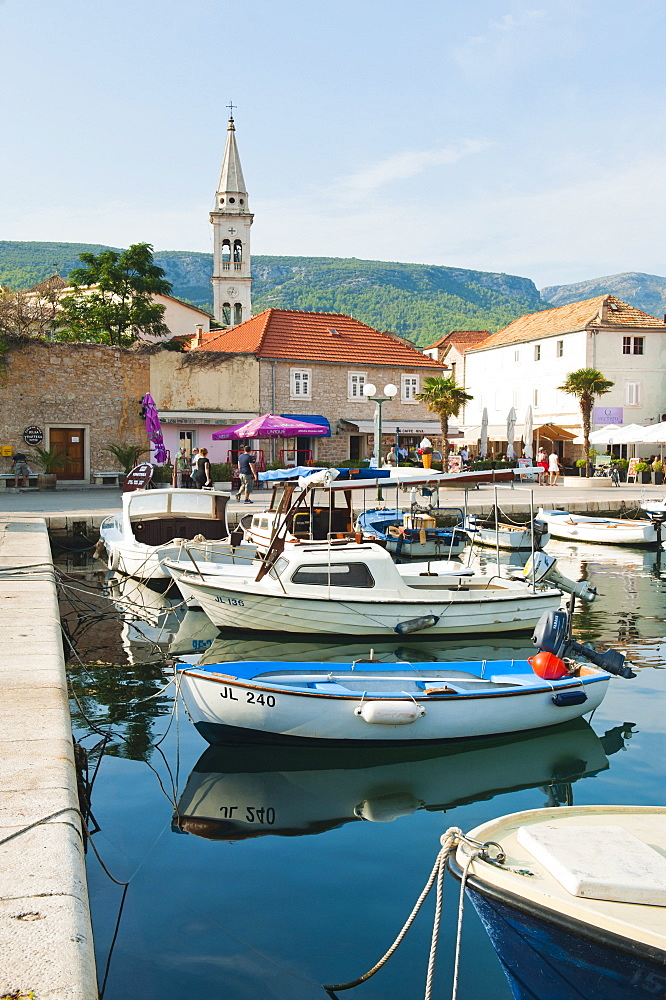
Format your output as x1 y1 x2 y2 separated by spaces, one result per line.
534 345 541 361
291 562 375 588
533 389 539 407
623 336 644 355
625 381 642 406
556 340 564 358
402 375 419 402
290 369 311 398
348 372 366 399
514 350 520 363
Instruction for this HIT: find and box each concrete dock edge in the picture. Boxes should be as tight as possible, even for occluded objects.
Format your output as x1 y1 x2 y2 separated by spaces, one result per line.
0 518 98 999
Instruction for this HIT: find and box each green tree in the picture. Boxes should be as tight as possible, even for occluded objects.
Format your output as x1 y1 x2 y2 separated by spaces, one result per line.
415 376 473 471
56 243 172 346
558 368 614 477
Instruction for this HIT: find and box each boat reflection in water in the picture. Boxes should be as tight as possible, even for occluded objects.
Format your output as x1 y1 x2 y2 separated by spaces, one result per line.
173 720 634 842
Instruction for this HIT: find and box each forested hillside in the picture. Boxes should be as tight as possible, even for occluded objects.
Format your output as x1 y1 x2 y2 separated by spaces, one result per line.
0 241 548 345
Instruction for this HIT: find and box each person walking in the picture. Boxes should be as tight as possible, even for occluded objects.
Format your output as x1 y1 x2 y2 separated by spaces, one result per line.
193 447 212 489
173 447 189 488
236 446 257 503
536 447 548 485
548 450 561 486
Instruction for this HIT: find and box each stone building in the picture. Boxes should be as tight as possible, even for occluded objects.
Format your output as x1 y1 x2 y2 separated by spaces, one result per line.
186 308 446 465
0 341 150 482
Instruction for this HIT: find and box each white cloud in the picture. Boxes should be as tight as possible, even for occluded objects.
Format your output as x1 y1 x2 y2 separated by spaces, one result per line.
330 140 490 200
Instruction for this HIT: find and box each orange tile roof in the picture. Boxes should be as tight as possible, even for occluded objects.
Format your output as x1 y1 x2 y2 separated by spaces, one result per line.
192 308 444 368
469 295 665 352
426 330 490 351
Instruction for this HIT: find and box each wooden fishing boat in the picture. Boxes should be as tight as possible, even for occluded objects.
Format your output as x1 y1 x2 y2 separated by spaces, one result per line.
448 805 666 1000
99 487 254 580
174 719 615 840
354 507 468 558
465 514 549 551
176 608 631 745
537 507 657 546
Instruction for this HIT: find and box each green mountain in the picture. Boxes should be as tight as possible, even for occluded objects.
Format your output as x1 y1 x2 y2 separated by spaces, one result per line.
540 272 666 320
0 240 548 346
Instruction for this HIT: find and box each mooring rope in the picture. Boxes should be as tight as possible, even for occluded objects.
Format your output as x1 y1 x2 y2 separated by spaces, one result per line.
323 827 493 1000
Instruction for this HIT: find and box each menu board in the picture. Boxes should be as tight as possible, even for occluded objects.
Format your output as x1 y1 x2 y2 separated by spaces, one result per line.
123 463 154 492
627 457 640 481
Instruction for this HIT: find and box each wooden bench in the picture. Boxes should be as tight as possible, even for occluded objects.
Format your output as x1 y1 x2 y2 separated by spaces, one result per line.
93 471 121 486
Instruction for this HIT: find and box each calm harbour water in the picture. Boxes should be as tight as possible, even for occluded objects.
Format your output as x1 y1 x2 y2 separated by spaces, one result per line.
58 540 666 1000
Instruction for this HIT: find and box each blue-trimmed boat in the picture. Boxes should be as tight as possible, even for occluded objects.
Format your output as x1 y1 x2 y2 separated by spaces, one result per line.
355 507 467 558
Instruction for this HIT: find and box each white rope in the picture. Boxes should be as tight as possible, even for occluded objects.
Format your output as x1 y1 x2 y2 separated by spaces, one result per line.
323 826 470 998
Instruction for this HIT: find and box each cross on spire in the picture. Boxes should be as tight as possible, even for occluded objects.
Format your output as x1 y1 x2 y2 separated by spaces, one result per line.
227 100 236 118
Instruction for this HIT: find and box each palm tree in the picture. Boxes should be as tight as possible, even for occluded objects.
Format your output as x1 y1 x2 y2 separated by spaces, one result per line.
558 368 614 477
415 376 473 471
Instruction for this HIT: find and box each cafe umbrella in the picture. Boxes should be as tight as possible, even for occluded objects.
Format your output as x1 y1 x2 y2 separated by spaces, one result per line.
212 414 330 440
506 407 517 460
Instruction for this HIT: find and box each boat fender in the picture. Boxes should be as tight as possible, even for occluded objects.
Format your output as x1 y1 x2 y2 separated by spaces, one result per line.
354 793 423 822
354 701 425 725
552 690 588 707
394 614 439 635
528 651 570 680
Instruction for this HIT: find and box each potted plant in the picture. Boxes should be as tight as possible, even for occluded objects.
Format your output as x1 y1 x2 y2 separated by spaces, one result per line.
652 459 664 486
210 462 234 491
30 445 67 490
614 458 629 482
104 442 149 484
575 459 588 476
634 461 651 484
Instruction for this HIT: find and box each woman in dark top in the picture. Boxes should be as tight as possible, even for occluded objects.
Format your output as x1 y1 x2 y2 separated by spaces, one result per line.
193 447 212 489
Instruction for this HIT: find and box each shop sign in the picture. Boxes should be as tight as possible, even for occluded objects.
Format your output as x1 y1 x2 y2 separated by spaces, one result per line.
23 425 44 446
593 406 623 425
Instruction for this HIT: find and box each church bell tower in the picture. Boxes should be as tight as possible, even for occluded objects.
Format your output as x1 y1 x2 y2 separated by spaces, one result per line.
210 107 253 326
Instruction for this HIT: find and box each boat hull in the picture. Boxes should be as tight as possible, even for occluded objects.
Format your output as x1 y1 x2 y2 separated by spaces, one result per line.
538 509 656 546
460 873 665 1000
470 526 550 551
177 667 608 745
173 574 562 637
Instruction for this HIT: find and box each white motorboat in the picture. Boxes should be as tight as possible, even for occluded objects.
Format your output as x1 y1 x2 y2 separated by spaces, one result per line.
166 537 579 637
448 805 666 1000
173 718 615 840
537 507 657 546
465 514 549 551
176 607 630 745
99 487 254 580
354 507 468 558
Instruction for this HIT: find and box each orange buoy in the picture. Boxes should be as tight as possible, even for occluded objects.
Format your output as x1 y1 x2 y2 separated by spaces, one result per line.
528 651 570 680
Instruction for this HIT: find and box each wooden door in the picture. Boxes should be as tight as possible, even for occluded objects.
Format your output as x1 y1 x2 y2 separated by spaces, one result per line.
50 428 85 479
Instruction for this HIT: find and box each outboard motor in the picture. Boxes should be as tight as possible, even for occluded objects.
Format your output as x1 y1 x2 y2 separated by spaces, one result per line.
645 508 666 547
532 519 549 550
524 551 597 602
532 608 635 678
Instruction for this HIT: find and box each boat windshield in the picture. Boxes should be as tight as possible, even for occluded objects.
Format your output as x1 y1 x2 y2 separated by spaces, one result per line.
291 563 375 588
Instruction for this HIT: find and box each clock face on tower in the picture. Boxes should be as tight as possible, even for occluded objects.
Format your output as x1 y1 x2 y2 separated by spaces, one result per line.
227 287 237 297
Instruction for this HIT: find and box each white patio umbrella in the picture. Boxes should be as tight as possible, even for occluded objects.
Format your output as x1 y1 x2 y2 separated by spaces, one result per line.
522 405 533 460
641 421 666 460
573 423 624 445
506 406 517 460
603 423 648 445
480 407 488 458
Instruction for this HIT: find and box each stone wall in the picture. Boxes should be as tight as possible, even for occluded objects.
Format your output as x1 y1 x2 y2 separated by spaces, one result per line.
0 341 149 480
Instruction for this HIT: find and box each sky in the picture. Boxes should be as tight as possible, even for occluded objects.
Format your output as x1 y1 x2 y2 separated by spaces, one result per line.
2 0 666 289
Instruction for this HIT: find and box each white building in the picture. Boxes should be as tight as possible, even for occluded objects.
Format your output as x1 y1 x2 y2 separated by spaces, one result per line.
461 295 666 457
210 111 253 327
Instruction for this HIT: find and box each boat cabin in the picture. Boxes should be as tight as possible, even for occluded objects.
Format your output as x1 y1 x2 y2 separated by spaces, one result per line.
124 489 230 546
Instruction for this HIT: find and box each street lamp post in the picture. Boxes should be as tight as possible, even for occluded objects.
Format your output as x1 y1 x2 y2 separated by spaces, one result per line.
363 382 398 499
